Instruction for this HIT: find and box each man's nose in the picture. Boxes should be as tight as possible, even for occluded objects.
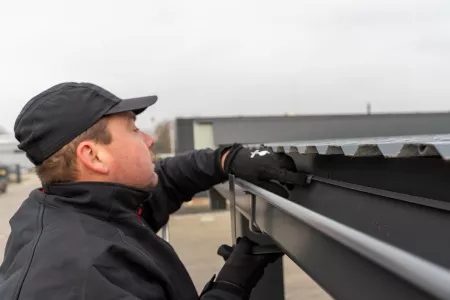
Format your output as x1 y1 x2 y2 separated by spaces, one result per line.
142 132 155 149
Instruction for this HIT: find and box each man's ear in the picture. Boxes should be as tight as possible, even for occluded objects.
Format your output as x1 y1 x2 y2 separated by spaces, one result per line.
76 141 109 174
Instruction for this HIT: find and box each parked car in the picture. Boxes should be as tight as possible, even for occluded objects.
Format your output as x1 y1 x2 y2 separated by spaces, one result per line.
0 165 9 194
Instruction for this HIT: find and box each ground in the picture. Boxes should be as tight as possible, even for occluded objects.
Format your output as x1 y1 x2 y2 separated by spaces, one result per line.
0 174 332 300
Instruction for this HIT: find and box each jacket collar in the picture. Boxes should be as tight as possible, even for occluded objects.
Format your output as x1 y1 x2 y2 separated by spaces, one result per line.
41 181 152 220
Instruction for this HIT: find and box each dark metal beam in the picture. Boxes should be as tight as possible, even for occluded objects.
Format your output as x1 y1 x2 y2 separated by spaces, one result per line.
232 179 450 300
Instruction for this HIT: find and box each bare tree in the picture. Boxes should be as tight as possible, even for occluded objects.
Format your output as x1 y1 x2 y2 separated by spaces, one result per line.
152 120 172 154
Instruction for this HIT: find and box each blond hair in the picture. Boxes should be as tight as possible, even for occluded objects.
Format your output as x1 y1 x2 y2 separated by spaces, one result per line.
35 117 112 185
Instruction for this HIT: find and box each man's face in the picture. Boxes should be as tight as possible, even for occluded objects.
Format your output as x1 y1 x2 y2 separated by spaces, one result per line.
102 112 158 189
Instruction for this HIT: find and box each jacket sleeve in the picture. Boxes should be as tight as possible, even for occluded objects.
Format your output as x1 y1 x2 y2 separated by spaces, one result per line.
89 264 244 300
86 267 167 300
198 276 248 300
142 147 229 232
89 263 245 300
200 290 245 300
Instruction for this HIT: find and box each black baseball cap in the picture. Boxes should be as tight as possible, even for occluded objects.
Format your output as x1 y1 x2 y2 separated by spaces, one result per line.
14 82 158 165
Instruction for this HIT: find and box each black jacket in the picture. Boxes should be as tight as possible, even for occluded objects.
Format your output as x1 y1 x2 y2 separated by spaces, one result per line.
0 148 240 300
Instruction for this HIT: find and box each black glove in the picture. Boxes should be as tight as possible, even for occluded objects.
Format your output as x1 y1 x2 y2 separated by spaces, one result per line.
223 143 307 198
217 244 234 261
204 237 283 299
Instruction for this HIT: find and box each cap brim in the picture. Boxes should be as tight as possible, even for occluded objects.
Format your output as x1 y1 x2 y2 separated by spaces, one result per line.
104 95 158 116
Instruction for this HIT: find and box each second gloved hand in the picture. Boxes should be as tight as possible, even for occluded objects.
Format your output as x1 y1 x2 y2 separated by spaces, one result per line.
211 237 283 299
223 143 307 198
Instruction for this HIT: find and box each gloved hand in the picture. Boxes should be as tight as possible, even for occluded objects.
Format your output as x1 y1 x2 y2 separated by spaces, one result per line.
223 143 307 198
206 237 283 299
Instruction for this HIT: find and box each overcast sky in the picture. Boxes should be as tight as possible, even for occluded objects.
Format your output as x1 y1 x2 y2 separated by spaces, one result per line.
1 0 449 133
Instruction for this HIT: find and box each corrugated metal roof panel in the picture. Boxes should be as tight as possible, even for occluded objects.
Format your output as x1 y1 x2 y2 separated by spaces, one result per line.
246 134 450 158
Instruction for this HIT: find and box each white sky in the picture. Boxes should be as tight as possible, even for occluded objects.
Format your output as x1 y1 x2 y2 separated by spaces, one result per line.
1 0 450 133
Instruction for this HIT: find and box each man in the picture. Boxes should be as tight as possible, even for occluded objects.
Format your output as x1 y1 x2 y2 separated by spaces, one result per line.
0 82 304 300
